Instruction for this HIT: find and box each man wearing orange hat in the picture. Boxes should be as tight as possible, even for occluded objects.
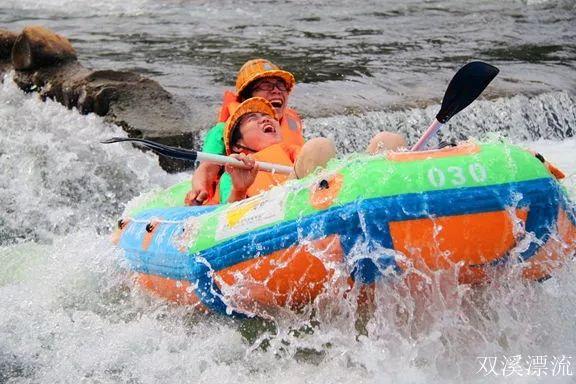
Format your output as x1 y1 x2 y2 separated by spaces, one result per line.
185 59 304 205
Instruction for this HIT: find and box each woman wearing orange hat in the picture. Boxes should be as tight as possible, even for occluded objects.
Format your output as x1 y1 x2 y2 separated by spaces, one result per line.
208 97 334 203
185 59 304 205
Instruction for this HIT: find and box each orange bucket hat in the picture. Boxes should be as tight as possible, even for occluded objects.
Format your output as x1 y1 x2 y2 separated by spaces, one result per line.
224 97 277 155
235 59 296 95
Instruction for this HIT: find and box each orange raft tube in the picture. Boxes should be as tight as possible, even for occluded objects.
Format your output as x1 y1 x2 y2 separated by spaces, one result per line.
114 143 576 318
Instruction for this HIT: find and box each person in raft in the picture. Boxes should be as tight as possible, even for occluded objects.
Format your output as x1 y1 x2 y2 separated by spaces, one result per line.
185 58 408 205
185 58 304 205
213 97 407 203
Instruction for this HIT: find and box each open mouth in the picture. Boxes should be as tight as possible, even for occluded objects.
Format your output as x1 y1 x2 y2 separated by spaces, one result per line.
263 123 276 134
269 99 283 108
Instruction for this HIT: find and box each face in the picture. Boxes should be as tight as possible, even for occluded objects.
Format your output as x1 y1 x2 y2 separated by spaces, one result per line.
249 77 289 118
234 112 282 153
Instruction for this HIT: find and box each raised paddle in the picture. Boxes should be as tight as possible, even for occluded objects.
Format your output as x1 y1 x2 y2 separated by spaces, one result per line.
411 61 499 151
101 137 294 174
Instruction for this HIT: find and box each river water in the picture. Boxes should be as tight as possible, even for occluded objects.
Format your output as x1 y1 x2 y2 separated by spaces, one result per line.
1 0 576 383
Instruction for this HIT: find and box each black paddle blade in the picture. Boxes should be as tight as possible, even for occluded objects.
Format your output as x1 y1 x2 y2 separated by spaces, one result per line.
101 137 198 162
436 61 499 124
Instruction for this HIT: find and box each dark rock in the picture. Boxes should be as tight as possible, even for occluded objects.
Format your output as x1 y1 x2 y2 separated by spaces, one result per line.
1 26 200 173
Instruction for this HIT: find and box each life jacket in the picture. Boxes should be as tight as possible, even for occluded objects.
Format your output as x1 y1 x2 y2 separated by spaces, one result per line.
207 142 301 204
281 108 304 146
217 91 304 147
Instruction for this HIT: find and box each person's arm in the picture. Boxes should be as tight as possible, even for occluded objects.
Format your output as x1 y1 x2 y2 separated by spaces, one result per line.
184 162 221 205
184 123 226 206
228 188 249 203
225 154 258 203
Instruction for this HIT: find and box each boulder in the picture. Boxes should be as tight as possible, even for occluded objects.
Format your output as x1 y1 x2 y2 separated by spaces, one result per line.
1 26 200 173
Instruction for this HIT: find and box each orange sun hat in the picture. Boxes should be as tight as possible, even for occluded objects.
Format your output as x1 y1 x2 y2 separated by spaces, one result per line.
224 97 277 155
235 59 296 95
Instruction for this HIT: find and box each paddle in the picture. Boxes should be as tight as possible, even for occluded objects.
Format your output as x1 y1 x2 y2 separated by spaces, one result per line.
411 61 499 151
101 137 294 174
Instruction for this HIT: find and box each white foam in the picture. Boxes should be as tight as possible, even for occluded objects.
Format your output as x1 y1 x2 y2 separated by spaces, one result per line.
0 74 183 243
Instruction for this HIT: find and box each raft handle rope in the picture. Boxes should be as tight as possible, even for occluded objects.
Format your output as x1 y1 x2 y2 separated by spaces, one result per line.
533 152 565 180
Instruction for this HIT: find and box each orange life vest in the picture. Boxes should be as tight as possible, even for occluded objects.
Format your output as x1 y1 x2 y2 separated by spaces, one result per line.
217 91 304 147
207 142 301 204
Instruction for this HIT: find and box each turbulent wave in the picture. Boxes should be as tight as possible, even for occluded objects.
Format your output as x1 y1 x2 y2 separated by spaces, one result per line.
305 91 576 153
0 76 180 245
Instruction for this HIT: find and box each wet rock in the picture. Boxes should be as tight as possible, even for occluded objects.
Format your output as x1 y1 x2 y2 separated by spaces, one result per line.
0 26 199 173
12 25 77 70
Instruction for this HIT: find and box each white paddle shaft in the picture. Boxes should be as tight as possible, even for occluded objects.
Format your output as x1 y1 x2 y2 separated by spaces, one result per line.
411 119 444 151
196 151 294 174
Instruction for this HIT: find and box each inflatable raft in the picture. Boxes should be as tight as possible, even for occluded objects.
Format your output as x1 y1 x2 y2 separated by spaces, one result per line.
113 142 576 318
